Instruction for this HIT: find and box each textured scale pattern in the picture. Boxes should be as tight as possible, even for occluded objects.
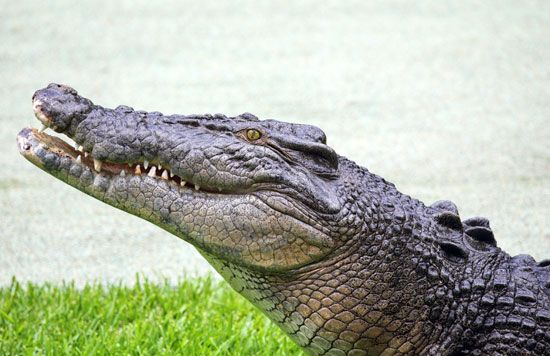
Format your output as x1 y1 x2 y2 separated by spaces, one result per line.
18 84 550 355
206 160 550 355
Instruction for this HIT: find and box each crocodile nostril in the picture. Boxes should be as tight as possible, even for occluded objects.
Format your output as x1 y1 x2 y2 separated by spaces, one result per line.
16 129 34 153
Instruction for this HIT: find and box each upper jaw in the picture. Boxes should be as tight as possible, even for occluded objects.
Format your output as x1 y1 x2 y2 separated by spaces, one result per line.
25 83 343 215
28 88 235 193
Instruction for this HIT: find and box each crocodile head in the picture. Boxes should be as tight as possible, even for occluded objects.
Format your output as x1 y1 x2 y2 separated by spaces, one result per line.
18 83 346 272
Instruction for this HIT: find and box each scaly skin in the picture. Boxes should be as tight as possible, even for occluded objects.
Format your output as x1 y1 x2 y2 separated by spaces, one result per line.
17 84 550 355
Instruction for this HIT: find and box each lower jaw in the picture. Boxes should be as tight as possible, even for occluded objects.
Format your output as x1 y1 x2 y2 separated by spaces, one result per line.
17 127 233 196
18 128 320 233
17 127 268 236
19 127 336 273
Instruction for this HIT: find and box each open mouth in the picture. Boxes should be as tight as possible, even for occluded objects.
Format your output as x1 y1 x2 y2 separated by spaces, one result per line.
18 83 341 224
17 102 224 195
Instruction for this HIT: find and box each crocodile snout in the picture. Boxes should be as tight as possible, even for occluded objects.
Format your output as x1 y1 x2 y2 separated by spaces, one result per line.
32 83 92 134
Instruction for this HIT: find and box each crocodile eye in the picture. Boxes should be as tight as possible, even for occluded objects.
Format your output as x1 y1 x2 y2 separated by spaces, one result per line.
246 129 262 141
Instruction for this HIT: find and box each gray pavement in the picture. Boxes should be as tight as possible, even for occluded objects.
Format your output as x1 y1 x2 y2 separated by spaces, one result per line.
1 1 549 286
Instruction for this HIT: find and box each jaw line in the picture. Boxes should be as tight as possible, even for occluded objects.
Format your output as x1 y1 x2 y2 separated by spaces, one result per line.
18 126 337 241
18 124 331 209
17 127 262 250
16 127 247 201
18 126 336 272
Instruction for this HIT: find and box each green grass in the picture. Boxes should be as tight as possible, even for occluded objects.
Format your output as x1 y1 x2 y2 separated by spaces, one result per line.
0 276 303 355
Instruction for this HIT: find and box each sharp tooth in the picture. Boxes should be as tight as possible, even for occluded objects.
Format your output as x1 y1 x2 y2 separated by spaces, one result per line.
93 159 102 172
78 145 84 152
84 152 88 158
135 165 142 175
120 170 126 177
161 169 169 180
143 160 149 169
180 181 187 187
194 184 200 191
170 171 174 178
158 163 162 170
39 124 47 133
76 155 82 163
148 166 156 177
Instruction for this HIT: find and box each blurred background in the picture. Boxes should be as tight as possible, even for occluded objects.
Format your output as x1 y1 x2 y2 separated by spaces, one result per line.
1 1 549 286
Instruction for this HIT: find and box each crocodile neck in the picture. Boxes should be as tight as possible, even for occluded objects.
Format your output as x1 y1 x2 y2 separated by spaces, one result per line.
204 159 547 355
201 160 466 354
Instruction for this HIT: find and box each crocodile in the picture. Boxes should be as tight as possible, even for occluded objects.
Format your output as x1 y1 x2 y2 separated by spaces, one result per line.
17 83 550 355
